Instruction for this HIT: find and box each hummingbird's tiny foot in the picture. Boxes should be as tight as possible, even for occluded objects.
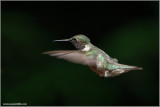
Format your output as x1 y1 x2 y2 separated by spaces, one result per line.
104 71 109 77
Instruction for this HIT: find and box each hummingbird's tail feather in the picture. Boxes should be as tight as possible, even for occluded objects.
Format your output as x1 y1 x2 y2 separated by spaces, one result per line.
123 66 143 71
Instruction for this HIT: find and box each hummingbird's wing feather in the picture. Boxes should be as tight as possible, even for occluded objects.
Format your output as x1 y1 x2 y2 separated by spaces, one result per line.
43 50 96 65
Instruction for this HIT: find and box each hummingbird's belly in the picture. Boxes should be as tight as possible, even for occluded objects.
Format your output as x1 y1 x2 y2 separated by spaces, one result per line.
88 65 105 77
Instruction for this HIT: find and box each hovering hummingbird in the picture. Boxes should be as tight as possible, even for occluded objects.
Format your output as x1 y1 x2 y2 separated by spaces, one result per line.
43 34 143 78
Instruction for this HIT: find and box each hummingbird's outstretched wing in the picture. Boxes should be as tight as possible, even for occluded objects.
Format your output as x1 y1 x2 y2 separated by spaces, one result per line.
43 50 96 65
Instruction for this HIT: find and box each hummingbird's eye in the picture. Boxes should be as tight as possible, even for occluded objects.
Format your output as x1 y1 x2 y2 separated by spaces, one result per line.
72 38 77 41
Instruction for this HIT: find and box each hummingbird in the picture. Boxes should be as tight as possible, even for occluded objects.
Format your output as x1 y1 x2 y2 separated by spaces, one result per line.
43 34 143 78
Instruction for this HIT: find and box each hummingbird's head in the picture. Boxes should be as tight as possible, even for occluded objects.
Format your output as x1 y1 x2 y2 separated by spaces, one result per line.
70 34 90 44
54 34 90 50
69 34 90 50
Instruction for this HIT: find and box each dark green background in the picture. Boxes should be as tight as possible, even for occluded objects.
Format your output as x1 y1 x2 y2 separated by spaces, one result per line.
2 1 159 106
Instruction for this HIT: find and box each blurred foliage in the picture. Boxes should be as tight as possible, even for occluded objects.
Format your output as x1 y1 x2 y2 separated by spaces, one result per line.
1 1 159 106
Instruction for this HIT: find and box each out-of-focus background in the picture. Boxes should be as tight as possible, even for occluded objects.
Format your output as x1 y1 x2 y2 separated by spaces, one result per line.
1 1 159 106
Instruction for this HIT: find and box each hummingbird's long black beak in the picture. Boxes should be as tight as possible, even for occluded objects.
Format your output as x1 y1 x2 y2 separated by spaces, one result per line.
53 39 70 42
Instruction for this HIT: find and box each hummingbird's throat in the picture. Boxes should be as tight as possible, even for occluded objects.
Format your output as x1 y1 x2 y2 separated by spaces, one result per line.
82 45 91 51
71 42 86 50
